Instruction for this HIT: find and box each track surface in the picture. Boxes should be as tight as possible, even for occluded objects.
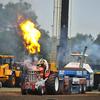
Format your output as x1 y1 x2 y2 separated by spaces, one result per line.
0 88 100 100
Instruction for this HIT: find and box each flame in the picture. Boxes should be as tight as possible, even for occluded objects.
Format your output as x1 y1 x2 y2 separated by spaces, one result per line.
19 20 41 54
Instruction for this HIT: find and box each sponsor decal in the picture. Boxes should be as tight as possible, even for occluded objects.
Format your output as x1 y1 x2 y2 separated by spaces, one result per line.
77 71 82 75
59 70 65 74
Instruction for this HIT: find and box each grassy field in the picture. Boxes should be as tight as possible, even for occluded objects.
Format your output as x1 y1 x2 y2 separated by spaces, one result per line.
0 87 21 92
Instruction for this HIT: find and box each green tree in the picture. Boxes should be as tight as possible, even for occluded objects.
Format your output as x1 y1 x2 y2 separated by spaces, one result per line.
70 33 94 52
0 1 52 62
93 34 100 45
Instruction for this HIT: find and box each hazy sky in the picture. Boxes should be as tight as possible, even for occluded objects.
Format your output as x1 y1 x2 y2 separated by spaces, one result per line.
0 0 100 39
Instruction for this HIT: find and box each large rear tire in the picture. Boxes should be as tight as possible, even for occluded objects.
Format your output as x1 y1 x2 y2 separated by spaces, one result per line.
45 73 59 95
7 74 16 87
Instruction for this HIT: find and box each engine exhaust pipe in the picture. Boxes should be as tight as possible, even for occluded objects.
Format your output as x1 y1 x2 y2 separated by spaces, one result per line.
79 46 87 68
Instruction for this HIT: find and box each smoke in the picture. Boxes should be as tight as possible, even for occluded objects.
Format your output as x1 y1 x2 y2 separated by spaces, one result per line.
23 55 37 70
71 38 100 64
58 26 68 69
34 55 38 62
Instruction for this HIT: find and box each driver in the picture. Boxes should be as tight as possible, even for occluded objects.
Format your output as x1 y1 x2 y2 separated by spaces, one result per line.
77 56 81 63
37 59 49 71
3 59 7 64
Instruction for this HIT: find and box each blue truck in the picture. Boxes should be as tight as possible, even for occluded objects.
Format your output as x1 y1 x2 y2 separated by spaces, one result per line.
65 52 94 91
58 69 87 94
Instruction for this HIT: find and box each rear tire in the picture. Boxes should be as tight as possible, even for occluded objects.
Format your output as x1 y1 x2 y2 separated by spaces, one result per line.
98 84 100 91
7 74 16 87
38 86 44 95
82 84 86 93
68 79 72 95
45 73 59 95
58 80 64 94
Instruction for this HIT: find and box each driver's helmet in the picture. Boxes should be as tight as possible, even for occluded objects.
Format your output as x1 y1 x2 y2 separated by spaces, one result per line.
40 59 45 65
78 56 81 60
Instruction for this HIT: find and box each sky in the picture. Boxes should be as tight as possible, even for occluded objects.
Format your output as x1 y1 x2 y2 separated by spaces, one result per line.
0 0 100 39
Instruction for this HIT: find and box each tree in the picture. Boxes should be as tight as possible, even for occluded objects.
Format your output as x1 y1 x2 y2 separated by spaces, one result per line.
0 1 52 62
71 33 94 52
93 34 100 45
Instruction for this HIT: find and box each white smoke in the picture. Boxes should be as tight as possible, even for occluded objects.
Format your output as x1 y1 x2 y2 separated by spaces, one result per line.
58 27 68 69
71 38 100 64
23 55 37 70
34 55 38 62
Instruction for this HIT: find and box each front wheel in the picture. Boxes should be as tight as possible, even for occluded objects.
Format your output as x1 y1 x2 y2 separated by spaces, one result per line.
79 85 82 93
45 73 59 95
38 86 44 95
7 74 16 87
58 80 64 94
82 84 86 93
21 84 27 95
68 79 72 95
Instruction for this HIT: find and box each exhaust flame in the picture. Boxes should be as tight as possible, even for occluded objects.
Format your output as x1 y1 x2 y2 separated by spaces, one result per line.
19 20 41 54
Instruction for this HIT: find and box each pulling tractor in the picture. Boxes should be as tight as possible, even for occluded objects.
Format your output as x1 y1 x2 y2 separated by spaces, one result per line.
67 52 94 91
0 55 22 87
57 46 93 94
21 62 59 95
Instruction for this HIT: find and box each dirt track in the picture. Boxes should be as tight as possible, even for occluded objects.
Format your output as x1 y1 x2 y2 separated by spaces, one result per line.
0 88 100 100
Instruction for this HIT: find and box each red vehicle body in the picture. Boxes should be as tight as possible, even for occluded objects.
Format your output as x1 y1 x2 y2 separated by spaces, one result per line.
22 68 50 95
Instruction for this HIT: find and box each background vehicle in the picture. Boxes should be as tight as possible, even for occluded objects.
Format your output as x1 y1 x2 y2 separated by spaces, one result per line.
65 52 94 91
0 55 22 87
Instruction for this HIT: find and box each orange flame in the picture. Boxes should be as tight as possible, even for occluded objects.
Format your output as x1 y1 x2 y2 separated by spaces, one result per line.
19 20 41 54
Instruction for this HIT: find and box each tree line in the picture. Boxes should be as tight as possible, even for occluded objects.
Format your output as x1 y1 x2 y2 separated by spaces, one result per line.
0 1 100 64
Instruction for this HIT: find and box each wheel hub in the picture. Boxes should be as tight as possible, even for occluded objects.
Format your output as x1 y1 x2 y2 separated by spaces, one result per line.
12 77 15 85
55 77 59 91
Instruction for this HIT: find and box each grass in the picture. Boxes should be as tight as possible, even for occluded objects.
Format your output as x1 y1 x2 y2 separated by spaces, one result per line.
0 87 21 91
